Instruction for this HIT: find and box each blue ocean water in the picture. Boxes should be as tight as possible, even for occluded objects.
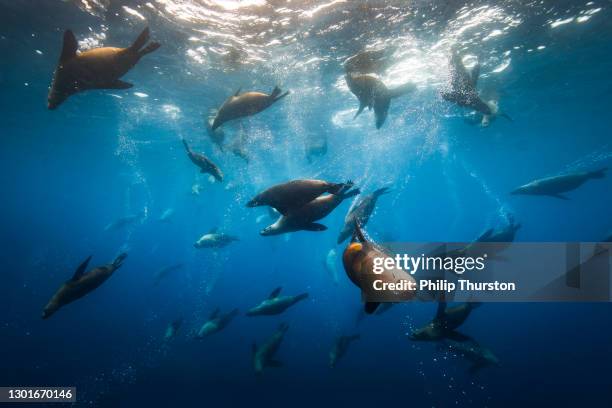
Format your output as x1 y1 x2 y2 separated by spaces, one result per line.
1 0 612 406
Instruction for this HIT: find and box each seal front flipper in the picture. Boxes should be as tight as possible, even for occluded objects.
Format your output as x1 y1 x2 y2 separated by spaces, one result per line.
269 287 282 299
60 30 79 63
102 79 133 90
71 255 92 281
303 223 327 231
364 302 380 314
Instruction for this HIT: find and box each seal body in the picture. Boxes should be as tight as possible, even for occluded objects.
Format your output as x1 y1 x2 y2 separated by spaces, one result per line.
511 168 607 199
48 27 160 109
42 253 127 319
338 187 389 243
252 323 289 374
182 139 223 182
212 86 289 130
329 334 360 368
246 287 308 316
196 308 239 338
194 231 238 249
247 179 349 215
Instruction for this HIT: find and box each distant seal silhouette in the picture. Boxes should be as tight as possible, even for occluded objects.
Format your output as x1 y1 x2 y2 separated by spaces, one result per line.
337 187 390 244
346 74 415 129
164 318 182 341
47 27 160 109
246 287 309 316
247 179 351 215
409 302 480 342
42 253 127 319
194 228 238 249
329 334 360 368
195 308 239 338
252 323 289 374
442 337 500 375
511 167 607 199
182 139 223 182
260 184 360 236
211 86 289 130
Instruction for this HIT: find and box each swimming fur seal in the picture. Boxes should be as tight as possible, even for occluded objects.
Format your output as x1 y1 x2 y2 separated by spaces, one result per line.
42 253 127 319
337 187 390 244
260 184 360 236
182 139 223 182
194 228 238 249
329 334 360 368
346 73 415 129
211 86 289 130
252 323 289 374
246 287 309 316
344 49 391 75
511 167 607 199
195 308 239 338
247 179 351 215
164 318 182 341
441 51 512 124
410 302 480 342
48 27 160 109
342 224 416 314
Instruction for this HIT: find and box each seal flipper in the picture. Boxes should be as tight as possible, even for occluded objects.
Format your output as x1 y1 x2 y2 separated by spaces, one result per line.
354 101 366 118
269 287 282 299
71 255 92 281
60 30 79 63
138 42 161 57
101 79 133 90
549 193 569 200
364 302 380 314
130 27 150 52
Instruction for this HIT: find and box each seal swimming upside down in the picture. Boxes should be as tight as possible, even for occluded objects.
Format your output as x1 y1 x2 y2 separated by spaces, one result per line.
247 179 352 215
182 139 223 182
252 323 289 374
211 86 289 130
42 253 127 319
246 287 309 316
511 167 607 199
47 27 160 109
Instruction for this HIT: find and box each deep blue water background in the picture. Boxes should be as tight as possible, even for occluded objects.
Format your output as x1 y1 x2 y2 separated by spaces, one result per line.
1 1 612 407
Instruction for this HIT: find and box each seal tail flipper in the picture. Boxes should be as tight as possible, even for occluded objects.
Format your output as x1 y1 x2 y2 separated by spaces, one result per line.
373 187 391 197
354 101 366 118
271 87 289 103
588 167 608 179
138 42 161 57
60 30 79 63
130 27 150 52
113 253 128 268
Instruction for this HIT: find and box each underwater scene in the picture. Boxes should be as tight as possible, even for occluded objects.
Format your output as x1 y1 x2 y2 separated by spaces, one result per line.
1 0 612 406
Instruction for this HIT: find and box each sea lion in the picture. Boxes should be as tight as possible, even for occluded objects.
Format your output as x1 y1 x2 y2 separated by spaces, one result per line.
442 337 500 374
329 334 360 368
246 287 308 316
342 224 416 314
47 27 160 109
247 179 351 215
158 208 174 223
153 263 183 286
211 86 289 130
441 51 512 124
252 323 289 374
344 49 391 75
195 308 239 338
338 187 390 244
42 253 127 319
194 228 238 249
182 139 223 182
346 73 415 129
511 167 607 199
164 318 182 341
409 302 480 342
260 184 360 236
